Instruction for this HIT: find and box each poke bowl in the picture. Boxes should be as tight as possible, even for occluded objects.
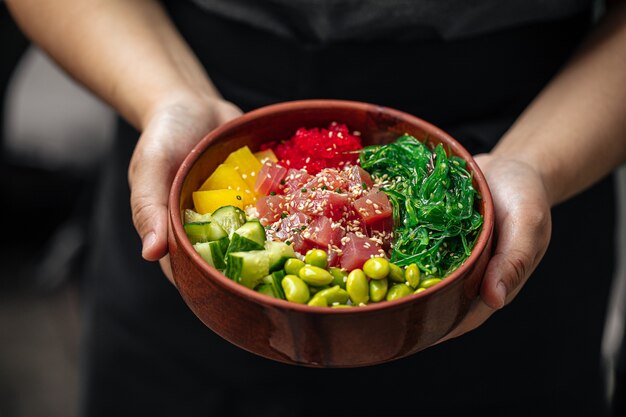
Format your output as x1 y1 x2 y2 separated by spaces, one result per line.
167 99 494 367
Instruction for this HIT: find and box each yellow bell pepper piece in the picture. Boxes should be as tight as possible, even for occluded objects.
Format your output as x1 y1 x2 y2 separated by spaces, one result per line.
199 164 256 206
223 146 263 190
253 148 278 164
193 189 243 214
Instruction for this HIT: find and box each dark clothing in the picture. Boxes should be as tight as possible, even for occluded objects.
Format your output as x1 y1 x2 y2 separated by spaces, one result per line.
79 2 615 416
189 0 594 42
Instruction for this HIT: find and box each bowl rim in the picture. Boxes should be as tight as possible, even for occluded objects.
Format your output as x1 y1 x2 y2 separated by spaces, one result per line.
169 99 494 315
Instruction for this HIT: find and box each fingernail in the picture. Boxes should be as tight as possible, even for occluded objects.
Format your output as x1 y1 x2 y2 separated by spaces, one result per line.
142 232 156 256
495 281 507 308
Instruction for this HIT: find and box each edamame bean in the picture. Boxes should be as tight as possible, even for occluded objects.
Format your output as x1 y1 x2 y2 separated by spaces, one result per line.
329 267 348 289
405 263 421 289
307 294 328 307
388 262 405 283
363 257 390 280
316 285 350 305
309 285 329 295
281 274 310 304
299 265 334 286
284 258 305 276
419 278 442 289
369 278 388 302
386 284 413 301
304 249 328 269
346 269 369 305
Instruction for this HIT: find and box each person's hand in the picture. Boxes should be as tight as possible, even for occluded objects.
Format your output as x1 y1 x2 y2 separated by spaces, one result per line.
439 153 552 342
128 93 243 283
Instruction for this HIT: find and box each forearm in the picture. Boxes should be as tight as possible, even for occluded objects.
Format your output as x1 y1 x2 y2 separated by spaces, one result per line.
6 0 219 130
492 2 626 206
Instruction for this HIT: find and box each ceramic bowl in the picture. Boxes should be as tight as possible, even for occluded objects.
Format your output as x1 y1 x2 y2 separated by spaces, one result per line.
168 99 494 368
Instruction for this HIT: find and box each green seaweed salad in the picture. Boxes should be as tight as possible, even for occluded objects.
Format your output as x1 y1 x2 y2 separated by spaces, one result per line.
359 134 483 277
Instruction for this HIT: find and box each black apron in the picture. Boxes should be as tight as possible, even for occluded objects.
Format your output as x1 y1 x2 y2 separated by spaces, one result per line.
78 3 615 416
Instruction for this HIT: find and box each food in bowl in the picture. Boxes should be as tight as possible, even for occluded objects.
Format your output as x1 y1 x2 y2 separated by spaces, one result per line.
168 99 494 366
181 122 483 307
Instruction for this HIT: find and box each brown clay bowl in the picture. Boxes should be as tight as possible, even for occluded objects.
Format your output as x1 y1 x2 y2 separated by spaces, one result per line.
168 99 494 368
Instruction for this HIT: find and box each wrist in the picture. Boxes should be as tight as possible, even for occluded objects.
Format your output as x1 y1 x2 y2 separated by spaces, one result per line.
138 88 223 131
483 148 558 207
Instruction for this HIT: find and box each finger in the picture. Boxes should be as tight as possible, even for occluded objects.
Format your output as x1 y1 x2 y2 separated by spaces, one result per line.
481 205 551 310
129 140 173 261
214 101 243 124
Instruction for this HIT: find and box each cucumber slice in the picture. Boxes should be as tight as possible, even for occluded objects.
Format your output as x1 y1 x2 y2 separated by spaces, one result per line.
260 270 286 299
225 250 270 289
265 241 296 272
255 283 278 298
183 208 212 224
184 221 228 244
216 236 230 254
226 220 266 254
193 240 227 270
270 269 286 300
211 205 247 238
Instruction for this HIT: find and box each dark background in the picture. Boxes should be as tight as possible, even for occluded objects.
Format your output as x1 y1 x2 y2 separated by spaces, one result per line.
0 3 623 416
0 4 112 416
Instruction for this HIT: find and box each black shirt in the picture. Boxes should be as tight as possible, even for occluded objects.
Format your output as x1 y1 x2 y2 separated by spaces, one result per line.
190 0 595 42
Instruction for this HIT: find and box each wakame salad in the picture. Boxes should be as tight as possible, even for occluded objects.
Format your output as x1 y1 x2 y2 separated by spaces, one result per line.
360 134 483 276
183 123 483 307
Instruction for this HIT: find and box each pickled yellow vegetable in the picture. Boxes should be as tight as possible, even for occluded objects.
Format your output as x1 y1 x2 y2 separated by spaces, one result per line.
253 148 278 164
192 189 243 214
199 164 256 206
223 146 263 190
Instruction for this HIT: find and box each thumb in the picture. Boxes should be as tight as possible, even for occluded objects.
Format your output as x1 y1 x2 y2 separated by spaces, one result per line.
129 141 172 261
480 208 551 309
128 99 243 262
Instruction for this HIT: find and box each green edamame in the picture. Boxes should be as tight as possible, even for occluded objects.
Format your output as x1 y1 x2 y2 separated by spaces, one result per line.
284 258 305 276
260 251 445 307
309 284 329 295
386 284 413 301
419 278 442 289
307 294 328 307
369 278 388 302
304 249 328 269
299 264 334 286
363 257 390 280
329 267 348 289
315 285 349 305
388 262 405 283
346 269 369 305
405 263 421 288
281 274 310 304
